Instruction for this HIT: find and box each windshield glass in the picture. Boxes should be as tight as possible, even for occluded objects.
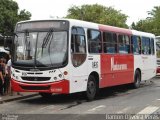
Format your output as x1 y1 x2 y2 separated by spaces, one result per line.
13 31 68 68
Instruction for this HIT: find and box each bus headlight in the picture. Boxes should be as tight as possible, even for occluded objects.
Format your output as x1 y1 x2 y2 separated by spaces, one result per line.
16 76 19 79
58 74 62 78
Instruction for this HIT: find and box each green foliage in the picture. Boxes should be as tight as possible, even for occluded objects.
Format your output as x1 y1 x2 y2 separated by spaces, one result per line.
131 6 160 36
66 4 128 28
18 9 31 21
0 0 31 35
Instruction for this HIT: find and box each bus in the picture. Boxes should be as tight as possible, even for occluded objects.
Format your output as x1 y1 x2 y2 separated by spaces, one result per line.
9 19 156 100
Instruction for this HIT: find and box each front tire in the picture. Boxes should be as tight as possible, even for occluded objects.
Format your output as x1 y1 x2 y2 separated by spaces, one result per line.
132 70 141 88
85 75 97 101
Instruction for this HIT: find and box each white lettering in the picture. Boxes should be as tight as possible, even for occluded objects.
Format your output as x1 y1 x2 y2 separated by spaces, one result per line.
111 57 127 71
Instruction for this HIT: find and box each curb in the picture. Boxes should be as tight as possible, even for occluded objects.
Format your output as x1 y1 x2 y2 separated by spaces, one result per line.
0 94 38 104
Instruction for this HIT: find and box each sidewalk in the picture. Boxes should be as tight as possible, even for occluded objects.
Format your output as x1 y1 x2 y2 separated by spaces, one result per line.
0 92 38 104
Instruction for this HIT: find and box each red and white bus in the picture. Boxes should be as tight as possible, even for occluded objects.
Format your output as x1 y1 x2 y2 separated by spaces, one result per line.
10 19 156 100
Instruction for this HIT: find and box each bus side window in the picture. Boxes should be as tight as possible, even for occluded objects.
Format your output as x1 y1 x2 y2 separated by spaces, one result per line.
150 38 155 55
103 32 117 54
137 37 141 54
131 35 141 54
71 27 86 67
87 29 102 53
142 37 150 55
71 35 76 53
118 34 130 54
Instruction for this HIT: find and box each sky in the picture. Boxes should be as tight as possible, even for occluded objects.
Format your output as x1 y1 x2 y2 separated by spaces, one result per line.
15 0 160 26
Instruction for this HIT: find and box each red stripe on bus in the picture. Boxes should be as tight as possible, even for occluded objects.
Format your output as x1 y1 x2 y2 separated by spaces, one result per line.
100 54 134 88
99 25 132 35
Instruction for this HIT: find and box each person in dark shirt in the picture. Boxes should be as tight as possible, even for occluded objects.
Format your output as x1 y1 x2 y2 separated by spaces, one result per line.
5 57 11 95
0 59 4 95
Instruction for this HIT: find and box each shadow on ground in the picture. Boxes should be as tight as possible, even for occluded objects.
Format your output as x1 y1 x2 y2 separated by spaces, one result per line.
19 81 154 106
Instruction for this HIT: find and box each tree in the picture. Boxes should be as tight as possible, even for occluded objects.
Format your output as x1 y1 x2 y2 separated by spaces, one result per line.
149 6 160 35
65 4 128 28
131 6 160 35
18 9 31 21
0 0 31 35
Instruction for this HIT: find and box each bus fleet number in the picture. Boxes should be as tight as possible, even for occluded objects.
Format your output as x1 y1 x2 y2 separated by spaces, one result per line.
92 61 98 68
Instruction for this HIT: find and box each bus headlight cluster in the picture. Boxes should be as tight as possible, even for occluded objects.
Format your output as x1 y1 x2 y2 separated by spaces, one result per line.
53 74 63 81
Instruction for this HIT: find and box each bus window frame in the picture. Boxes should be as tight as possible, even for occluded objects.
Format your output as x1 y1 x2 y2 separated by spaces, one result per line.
118 34 131 54
131 35 142 55
71 26 87 67
87 29 102 54
102 31 118 54
141 36 151 55
150 38 155 55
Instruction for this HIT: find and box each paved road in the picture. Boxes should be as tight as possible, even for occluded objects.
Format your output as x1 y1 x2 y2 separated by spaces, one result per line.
1 77 160 120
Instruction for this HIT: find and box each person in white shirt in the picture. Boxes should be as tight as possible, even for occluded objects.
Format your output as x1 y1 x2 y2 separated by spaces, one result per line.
5 56 11 95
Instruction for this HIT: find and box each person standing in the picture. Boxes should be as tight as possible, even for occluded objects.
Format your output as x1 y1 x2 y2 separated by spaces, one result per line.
6 56 12 95
0 59 4 96
2 58 8 95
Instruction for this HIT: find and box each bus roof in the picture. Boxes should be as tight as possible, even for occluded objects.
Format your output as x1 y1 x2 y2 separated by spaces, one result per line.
131 30 155 38
16 19 155 37
16 19 99 29
16 19 131 34
99 24 132 35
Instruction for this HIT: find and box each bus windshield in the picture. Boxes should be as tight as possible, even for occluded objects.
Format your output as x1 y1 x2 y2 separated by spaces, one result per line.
13 30 68 68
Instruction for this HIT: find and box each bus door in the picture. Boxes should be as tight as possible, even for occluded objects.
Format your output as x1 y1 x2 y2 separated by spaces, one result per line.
70 27 88 92
141 37 155 80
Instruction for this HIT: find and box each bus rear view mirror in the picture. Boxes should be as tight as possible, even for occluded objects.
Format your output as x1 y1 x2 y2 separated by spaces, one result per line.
4 36 12 52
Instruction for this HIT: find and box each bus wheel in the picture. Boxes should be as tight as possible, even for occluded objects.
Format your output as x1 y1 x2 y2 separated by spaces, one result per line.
132 70 141 88
85 75 97 101
39 92 52 98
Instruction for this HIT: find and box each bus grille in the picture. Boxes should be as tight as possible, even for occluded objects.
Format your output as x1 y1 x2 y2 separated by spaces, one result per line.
20 85 50 90
21 77 51 81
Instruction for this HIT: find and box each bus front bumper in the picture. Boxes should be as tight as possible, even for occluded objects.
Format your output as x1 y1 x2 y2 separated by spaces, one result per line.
11 79 69 94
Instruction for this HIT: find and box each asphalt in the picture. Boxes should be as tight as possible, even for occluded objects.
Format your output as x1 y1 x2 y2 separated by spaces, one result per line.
0 92 38 104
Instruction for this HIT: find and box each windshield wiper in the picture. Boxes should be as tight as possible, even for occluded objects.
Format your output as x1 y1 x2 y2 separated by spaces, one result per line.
41 29 54 57
14 33 19 46
24 30 32 59
42 29 54 48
